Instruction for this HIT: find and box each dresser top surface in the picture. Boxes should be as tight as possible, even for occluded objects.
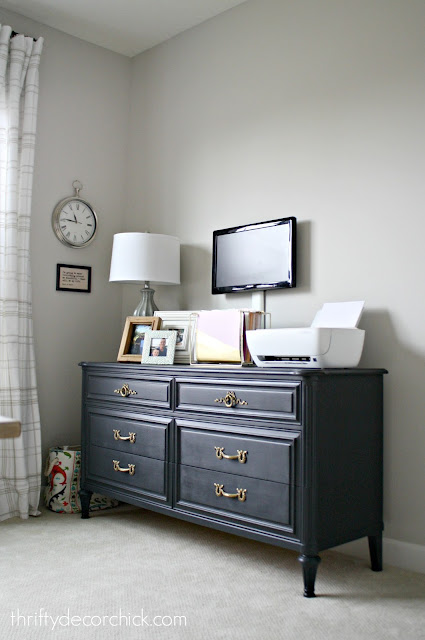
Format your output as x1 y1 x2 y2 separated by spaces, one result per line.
80 362 387 379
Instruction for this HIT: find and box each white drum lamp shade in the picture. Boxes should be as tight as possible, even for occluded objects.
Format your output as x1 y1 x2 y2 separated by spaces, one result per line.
109 232 180 315
109 232 180 284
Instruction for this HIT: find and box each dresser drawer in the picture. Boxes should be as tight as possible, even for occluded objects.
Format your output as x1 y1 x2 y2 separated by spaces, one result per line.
177 421 301 485
175 378 300 422
87 409 170 461
86 373 172 409
87 444 168 499
176 465 296 533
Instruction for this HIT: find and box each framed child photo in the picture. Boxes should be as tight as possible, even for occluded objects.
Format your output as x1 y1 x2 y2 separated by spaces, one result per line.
117 316 162 362
154 311 199 364
141 330 177 365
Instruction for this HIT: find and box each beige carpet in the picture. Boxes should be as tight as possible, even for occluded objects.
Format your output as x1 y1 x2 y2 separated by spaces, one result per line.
1 505 424 640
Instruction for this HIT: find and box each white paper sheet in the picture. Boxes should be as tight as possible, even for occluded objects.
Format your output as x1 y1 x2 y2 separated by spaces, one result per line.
311 301 365 328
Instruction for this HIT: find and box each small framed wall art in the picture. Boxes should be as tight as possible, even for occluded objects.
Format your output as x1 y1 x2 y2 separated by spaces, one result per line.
117 316 162 363
56 264 91 293
141 330 177 365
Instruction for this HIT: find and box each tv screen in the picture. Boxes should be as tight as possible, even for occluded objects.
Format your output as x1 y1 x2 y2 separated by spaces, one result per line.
212 217 296 294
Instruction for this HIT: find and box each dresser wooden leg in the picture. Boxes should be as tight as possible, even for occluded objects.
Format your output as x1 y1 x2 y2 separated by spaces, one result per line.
80 489 93 519
368 533 383 571
298 554 321 597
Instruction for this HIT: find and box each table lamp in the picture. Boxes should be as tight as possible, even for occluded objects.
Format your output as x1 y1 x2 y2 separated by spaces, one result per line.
109 232 180 316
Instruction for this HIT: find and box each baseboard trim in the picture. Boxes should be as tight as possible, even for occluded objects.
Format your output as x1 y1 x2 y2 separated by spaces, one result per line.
334 537 425 575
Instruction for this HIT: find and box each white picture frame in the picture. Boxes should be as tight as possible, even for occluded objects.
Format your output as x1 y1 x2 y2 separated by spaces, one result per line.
141 330 177 365
154 311 199 364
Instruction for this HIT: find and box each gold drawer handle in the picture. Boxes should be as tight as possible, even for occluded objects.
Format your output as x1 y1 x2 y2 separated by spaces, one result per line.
214 483 247 502
113 429 136 444
214 447 247 463
215 391 247 408
113 460 135 476
114 383 137 398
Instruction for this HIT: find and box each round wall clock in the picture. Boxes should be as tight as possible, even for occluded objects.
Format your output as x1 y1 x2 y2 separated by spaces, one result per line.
52 180 98 248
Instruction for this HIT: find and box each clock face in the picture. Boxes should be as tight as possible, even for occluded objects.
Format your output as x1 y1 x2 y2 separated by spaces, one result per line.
53 197 97 248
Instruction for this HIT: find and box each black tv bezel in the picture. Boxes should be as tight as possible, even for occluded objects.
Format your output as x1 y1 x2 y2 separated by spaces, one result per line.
212 216 297 295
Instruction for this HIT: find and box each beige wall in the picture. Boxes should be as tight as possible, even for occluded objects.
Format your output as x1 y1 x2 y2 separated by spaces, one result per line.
1 0 424 563
127 0 425 552
0 8 131 453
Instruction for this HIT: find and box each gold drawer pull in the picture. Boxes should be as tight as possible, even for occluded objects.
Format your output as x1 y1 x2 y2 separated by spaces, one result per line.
214 483 247 502
114 383 137 398
214 447 247 463
113 429 136 444
113 460 135 476
215 390 247 408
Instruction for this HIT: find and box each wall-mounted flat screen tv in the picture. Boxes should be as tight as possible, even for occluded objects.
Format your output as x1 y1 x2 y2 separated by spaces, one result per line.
212 216 297 294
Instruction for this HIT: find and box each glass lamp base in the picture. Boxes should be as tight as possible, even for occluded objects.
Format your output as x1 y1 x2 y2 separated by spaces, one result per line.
134 287 158 317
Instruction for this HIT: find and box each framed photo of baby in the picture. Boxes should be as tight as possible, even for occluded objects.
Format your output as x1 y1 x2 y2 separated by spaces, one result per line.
117 316 162 362
154 310 199 364
141 330 177 365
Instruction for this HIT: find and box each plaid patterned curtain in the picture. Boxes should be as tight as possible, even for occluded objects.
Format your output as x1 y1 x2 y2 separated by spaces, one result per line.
0 25 43 520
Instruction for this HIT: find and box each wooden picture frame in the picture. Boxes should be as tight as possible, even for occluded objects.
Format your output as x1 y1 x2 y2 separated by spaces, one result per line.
141 330 177 365
117 316 162 362
154 311 199 364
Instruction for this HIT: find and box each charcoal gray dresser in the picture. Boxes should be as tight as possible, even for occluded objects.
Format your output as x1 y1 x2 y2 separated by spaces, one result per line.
79 362 386 597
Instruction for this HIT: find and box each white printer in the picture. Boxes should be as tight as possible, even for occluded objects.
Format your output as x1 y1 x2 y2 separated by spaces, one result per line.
246 301 365 368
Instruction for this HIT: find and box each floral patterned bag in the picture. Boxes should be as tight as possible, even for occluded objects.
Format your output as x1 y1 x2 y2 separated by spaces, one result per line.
44 446 118 513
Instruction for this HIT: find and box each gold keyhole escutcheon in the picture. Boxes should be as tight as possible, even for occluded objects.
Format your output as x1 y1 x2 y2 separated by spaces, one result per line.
114 383 137 398
215 391 247 408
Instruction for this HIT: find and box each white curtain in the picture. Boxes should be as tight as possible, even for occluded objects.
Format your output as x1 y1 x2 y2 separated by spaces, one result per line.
0 25 43 520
